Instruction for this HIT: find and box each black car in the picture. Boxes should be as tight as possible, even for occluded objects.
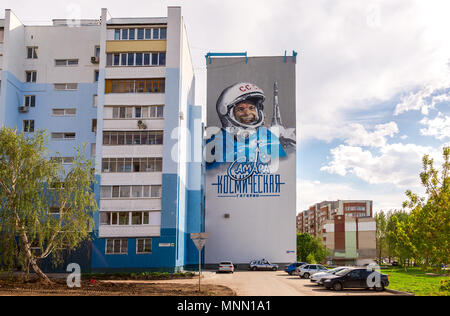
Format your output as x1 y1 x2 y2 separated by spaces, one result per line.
321 268 389 291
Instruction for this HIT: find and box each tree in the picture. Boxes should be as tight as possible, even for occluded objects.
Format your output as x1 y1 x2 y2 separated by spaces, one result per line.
0 128 97 283
375 210 387 264
388 211 415 271
297 233 329 263
401 147 450 271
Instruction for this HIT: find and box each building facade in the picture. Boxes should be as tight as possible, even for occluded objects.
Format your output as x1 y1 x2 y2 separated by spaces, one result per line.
297 200 376 266
0 7 204 272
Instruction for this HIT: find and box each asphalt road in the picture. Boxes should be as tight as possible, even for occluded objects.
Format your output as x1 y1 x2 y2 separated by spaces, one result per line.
150 270 401 296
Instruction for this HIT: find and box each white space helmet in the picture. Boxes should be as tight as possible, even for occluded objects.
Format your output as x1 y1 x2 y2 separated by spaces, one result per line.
216 82 265 134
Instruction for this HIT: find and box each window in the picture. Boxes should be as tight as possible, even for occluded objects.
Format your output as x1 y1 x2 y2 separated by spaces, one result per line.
112 27 166 41
135 53 143 66
160 28 167 39
137 28 144 40
132 212 142 225
106 52 166 67
113 54 120 66
119 212 129 225
23 120 34 132
100 185 161 199
105 79 165 94
51 132 76 140
93 95 98 107
153 28 160 40
27 47 38 59
26 71 37 83
92 119 97 133
52 108 76 116
129 29 135 40
55 59 78 66
106 239 128 254
137 239 152 254
159 52 166 66
145 29 151 39
114 29 121 40
24 95 36 107
101 158 163 173
103 131 163 145
121 29 128 40
127 53 134 66
95 46 101 57
94 70 99 82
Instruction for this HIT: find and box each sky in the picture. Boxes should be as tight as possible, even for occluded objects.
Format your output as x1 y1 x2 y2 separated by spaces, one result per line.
2 0 449 214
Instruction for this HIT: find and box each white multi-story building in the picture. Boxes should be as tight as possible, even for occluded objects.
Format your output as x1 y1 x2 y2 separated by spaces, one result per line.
0 7 204 272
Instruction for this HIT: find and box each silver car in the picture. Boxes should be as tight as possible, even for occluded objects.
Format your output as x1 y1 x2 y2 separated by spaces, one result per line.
297 264 328 279
249 259 278 271
310 267 350 284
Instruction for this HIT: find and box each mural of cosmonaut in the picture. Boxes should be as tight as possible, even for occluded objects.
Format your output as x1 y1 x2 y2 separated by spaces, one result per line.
206 81 296 181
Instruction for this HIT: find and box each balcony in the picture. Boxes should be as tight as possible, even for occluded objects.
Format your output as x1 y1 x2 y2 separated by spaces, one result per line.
100 198 161 212
99 224 160 238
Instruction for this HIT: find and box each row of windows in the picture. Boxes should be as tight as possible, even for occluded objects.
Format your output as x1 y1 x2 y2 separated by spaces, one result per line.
109 105 164 119
106 52 166 67
105 238 152 255
345 213 368 218
100 211 158 226
344 206 366 211
105 79 165 94
113 27 167 41
100 185 162 199
102 158 162 173
102 131 163 146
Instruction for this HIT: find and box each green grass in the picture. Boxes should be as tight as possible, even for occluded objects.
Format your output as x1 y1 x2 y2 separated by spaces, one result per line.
382 267 449 296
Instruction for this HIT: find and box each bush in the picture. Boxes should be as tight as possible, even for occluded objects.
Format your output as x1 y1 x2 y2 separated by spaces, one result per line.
439 280 450 292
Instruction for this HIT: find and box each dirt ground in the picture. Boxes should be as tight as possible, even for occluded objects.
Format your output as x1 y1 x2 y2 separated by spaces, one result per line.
0 278 235 296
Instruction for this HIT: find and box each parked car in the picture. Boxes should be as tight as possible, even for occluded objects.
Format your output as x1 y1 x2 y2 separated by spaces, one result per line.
284 262 308 275
310 266 350 285
297 264 329 279
322 267 389 291
218 261 234 273
249 259 278 271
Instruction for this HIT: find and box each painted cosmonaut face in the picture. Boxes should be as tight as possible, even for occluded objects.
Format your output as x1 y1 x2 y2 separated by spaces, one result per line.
232 101 259 125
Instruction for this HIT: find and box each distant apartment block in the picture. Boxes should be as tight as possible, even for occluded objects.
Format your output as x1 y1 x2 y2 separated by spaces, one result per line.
297 200 376 266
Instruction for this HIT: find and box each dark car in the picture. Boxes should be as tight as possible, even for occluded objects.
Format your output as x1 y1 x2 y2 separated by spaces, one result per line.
284 262 308 275
321 268 389 291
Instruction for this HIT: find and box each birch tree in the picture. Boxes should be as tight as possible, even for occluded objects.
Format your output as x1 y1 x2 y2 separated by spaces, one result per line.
0 128 96 283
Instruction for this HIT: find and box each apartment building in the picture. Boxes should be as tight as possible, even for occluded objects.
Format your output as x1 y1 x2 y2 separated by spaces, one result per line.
0 7 204 272
297 200 376 266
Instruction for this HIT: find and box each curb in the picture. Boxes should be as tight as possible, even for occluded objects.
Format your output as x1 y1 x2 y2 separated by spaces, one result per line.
385 289 414 296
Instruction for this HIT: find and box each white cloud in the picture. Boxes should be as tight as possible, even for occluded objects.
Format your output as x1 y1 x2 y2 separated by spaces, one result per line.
320 143 443 188
420 113 450 140
394 79 450 116
400 135 408 140
340 122 399 148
